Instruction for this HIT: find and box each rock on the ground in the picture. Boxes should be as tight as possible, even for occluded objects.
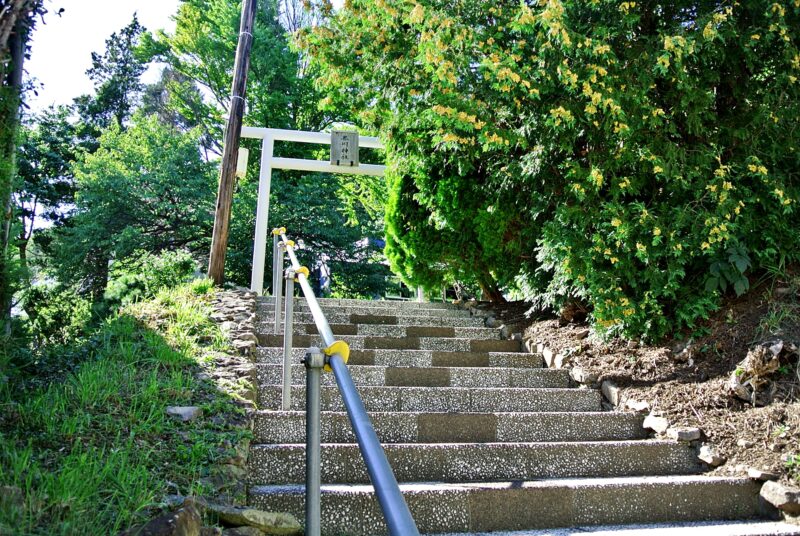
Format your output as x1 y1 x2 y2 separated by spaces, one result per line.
569 367 598 385
542 346 556 368
728 344 782 406
553 352 570 369
601 380 620 406
643 414 669 434
760 481 800 515
671 339 694 362
120 499 202 536
748 468 780 481
666 426 701 441
236 333 259 344
698 444 726 466
166 406 203 422
738 438 756 448
203 503 301 535
625 399 650 413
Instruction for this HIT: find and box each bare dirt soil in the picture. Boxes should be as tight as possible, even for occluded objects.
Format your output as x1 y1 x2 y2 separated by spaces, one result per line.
483 275 800 485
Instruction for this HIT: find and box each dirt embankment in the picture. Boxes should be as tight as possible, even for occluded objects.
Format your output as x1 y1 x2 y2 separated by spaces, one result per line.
483 278 800 485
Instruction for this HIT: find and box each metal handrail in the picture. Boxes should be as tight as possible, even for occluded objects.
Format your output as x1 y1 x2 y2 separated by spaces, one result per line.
274 229 419 536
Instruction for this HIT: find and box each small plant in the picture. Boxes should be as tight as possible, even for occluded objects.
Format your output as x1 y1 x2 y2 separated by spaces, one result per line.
705 245 751 297
772 425 789 439
105 250 198 307
21 285 94 346
756 296 800 341
786 454 800 483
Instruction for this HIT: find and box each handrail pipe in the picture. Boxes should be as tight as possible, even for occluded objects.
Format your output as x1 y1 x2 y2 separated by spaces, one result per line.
275 230 419 536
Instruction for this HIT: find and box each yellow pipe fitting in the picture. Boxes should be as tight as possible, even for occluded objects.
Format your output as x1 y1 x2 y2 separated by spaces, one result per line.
294 266 310 281
284 240 296 248
272 227 286 236
323 340 350 372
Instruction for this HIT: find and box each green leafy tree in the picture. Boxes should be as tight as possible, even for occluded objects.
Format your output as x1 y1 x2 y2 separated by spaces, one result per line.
53 114 215 300
15 106 78 266
147 0 390 295
144 0 321 150
303 0 800 338
74 15 147 146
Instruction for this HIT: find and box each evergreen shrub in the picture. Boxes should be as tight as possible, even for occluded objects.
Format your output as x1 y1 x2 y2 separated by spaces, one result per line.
303 0 800 338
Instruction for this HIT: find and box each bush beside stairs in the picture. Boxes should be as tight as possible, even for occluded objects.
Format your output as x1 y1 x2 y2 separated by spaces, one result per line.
246 298 796 535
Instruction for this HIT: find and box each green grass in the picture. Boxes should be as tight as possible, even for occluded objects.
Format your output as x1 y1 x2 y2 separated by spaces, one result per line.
787 453 800 484
0 279 250 535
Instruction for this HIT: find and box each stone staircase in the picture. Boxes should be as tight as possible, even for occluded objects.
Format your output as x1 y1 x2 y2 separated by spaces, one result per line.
247 298 796 535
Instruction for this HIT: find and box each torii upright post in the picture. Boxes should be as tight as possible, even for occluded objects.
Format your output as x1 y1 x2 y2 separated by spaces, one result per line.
207 0 257 285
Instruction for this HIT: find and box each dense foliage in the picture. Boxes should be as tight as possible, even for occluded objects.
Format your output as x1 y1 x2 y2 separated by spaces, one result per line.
52 114 214 299
302 0 800 338
149 0 389 293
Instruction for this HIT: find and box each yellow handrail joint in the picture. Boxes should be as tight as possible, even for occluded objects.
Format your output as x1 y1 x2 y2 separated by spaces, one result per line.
323 340 350 372
295 266 310 281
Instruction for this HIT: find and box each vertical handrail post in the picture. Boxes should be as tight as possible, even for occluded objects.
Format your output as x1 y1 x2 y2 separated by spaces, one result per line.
281 269 296 411
274 241 284 334
271 232 280 297
303 347 324 536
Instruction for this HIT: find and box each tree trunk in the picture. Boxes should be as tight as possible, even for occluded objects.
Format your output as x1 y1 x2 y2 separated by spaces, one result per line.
0 13 27 334
17 238 27 266
478 272 506 304
86 248 110 303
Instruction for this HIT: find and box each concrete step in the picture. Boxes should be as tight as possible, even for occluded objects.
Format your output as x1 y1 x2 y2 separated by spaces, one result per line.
248 440 701 484
433 521 800 535
257 348 543 368
252 411 648 444
258 304 473 318
258 385 601 412
249 440 702 484
295 323 501 340
258 312 487 327
257 334 521 353
257 364 569 388
258 297 461 310
248 476 771 535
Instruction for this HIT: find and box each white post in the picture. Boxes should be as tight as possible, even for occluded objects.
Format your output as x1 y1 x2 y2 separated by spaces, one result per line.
250 134 275 294
416 286 425 303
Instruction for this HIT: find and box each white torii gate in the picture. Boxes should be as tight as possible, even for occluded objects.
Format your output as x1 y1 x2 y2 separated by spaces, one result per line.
240 126 386 295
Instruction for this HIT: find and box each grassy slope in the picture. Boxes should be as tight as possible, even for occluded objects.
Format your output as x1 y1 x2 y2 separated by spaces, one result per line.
0 280 249 535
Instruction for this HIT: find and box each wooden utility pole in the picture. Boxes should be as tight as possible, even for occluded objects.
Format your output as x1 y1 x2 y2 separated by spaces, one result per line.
207 0 258 284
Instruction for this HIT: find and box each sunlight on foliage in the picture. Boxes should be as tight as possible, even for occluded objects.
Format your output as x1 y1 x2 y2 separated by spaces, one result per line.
302 0 800 339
